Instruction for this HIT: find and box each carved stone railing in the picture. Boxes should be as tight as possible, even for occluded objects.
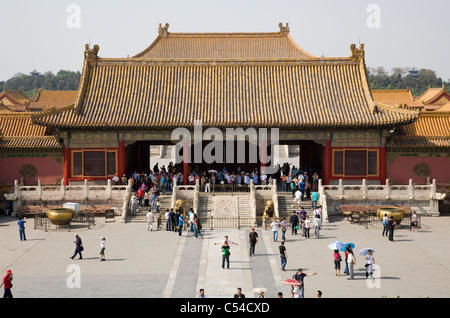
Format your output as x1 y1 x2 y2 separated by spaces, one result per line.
318 178 446 220
5 179 132 217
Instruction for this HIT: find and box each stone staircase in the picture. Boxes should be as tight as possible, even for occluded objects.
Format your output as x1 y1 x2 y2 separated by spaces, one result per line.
277 192 315 218
126 194 172 223
198 195 214 217
237 195 251 218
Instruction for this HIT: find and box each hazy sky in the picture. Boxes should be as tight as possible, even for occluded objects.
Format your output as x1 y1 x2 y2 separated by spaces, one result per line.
1 0 449 81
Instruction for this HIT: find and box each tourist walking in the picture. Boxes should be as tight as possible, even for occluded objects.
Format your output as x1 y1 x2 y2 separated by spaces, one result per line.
220 241 231 269
197 288 206 298
99 236 106 261
292 268 317 298
193 215 203 239
382 213 389 237
146 209 154 231
311 191 319 209
388 216 396 241
411 211 418 231
279 241 288 271
313 213 321 238
18 217 26 241
293 188 302 205
304 215 310 238
271 218 279 242
234 288 245 298
365 249 375 279
290 211 299 235
248 227 258 256
165 209 170 231
169 208 175 232
177 213 184 236
333 249 342 276
0 269 13 298
344 245 354 275
347 250 356 279
70 234 83 260
280 217 288 241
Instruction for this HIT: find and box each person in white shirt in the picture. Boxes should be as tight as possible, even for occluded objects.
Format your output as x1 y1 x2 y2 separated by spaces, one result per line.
347 251 356 279
293 189 302 205
303 215 311 238
261 174 267 185
313 214 321 238
146 210 154 231
271 218 279 242
165 209 170 231
365 250 375 279
130 194 138 214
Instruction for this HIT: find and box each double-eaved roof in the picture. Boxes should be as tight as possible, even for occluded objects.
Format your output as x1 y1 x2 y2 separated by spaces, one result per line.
32 23 418 130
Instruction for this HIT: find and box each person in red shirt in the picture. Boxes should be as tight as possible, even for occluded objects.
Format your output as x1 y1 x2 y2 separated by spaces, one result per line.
137 188 144 207
0 269 13 298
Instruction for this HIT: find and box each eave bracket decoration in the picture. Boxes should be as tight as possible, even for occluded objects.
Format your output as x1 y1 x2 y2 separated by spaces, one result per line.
350 43 365 63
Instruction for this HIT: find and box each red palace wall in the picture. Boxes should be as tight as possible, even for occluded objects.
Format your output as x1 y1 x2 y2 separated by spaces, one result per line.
0 156 63 186
388 155 450 184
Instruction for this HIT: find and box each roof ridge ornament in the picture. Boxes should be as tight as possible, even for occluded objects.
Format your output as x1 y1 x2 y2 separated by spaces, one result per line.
278 22 289 35
159 23 170 37
350 43 365 63
84 44 100 65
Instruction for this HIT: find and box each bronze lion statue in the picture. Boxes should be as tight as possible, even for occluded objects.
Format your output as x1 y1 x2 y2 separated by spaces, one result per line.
262 200 275 219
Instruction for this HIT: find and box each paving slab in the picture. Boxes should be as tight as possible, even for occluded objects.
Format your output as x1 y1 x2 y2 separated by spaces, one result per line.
1 214 449 298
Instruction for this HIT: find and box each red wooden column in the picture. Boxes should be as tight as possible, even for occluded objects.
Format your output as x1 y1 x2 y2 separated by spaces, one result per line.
379 146 387 182
64 147 71 186
322 140 332 185
118 140 126 177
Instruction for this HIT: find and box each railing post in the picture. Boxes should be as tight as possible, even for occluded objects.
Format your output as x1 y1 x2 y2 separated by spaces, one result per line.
338 179 344 199
84 179 89 200
60 179 65 199
362 179 367 200
408 179 414 200
172 179 178 210
193 178 199 214
37 180 42 200
106 179 112 199
121 178 132 223
272 178 279 217
385 179 390 200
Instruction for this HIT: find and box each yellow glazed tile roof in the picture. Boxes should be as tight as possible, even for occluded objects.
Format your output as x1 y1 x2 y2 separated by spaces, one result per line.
388 112 450 149
31 25 418 130
0 136 62 149
0 113 61 150
28 89 78 111
134 23 315 60
0 113 48 137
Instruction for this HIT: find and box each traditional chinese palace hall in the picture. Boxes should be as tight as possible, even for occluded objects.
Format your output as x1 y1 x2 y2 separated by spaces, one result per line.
30 23 421 186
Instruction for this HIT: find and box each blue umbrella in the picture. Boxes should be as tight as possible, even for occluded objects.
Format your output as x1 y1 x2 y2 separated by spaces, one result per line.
328 241 345 250
340 242 355 252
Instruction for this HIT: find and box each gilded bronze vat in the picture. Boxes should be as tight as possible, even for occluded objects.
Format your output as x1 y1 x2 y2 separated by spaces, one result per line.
46 208 75 225
376 206 405 224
